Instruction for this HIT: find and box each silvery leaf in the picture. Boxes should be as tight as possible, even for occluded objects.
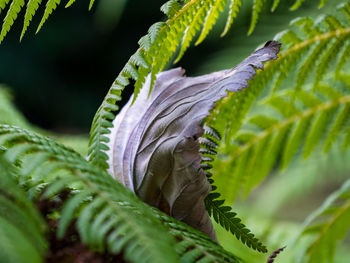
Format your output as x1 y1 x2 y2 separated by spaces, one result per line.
106 40 281 240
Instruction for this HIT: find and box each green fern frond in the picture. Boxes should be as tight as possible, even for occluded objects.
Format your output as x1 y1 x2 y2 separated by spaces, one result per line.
0 0 11 15
248 0 266 36
156 209 241 263
290 0 307 11
0 156 47 263
20 0 42 40
221 0 242 36
271 0 280 12
205 190 267 253
36 0 61 33
214 86 350 203
207 4 350 203
0 124 245 263
0 0 98 42
0 0 329 44
296 179 350 263
160 0 182 18
0 124 180 263
0 0 24 44
195 0 227 45
200 128 267 253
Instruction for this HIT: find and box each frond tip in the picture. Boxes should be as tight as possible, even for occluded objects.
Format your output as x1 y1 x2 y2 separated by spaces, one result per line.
210 5 350 203
0 0 99 42
297 180 350 263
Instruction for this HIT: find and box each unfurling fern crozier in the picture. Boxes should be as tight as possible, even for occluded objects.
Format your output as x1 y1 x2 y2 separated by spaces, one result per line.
106 40 281 240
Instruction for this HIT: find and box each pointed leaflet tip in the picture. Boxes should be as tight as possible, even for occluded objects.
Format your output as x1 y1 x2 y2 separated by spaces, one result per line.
88 0 95 11
65 0 76 8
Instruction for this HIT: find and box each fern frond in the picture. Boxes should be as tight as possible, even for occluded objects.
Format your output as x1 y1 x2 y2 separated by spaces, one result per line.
248 0 266 36
205 191 267 253
208 4 350 203
0 124 245 263
0 0 98 41
200 130 267 253
215 87 350 202
296 179 350 263
156 209 241 263
0 124 180 263
0 0 24 44
271 0 280 12
290 0 307 11
160 0 182 19
36 0 61 33
195 0 227 45
0 156 47 263
0 0 11 16
20 0 42 40
221 0 242 36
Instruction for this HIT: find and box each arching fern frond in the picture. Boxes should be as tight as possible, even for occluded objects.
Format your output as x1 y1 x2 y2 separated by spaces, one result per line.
207 3 350 203
0 124 179 263
214 83 350 203
0 155 47 263
296 179 350 263
0 124 243 263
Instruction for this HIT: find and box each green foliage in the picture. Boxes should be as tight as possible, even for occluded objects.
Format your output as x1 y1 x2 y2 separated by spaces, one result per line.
0 156 47 263
0 0 25 43
209 3 350 203
20 0 42 40
157 210 241 263
296 179 350 263
35 0 61 33
0 124 242 263
205 188 267 253
201 127 267 253
0 124 180 263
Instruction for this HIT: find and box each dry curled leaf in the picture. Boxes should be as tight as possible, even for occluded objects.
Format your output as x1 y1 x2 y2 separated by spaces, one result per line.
106 40 281 240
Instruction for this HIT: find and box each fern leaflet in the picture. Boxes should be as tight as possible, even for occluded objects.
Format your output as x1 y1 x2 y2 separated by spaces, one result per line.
0 124 179 263
297 180 350 263
0 0 24 43
201 126 267 253
0 156 47 262
207 4 350 203
20 0 42 40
